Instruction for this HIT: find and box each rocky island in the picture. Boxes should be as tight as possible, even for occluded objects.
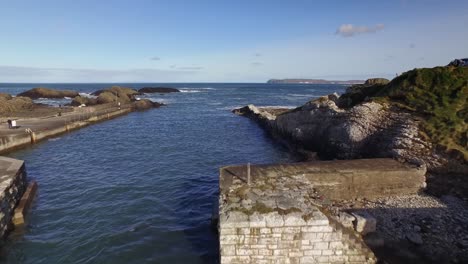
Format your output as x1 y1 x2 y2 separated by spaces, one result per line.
267 79 364 85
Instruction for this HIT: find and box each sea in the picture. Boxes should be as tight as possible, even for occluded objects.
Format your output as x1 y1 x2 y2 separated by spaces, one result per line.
0 83 346 264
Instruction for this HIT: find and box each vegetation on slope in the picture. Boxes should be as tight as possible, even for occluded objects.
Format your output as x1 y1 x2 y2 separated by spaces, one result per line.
347 66 468 160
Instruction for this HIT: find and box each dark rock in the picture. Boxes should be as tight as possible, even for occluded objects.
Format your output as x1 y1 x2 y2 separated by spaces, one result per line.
138 87 180 93
17 87 79 99
132 99 164 110
406 233 423 245
364 233 385 248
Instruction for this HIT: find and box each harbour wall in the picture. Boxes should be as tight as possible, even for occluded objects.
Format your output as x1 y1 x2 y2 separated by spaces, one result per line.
0 107 131 154
0 157 28 239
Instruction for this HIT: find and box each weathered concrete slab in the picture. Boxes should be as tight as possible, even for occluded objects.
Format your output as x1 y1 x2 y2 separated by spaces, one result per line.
220 158 426 200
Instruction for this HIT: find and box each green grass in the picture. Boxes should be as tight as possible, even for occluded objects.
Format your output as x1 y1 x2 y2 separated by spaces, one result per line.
369 66 468 160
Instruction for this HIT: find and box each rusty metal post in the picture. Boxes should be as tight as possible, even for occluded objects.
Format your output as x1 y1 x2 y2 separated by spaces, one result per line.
247 162 251 186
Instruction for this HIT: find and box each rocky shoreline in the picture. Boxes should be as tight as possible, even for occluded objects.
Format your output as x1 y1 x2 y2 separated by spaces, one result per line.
233 68 468 263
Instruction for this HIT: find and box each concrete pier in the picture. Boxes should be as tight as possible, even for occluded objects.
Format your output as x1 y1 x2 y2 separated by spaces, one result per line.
0 104 132 154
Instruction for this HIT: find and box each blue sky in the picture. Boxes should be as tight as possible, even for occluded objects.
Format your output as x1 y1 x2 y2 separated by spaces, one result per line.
0 0 467 82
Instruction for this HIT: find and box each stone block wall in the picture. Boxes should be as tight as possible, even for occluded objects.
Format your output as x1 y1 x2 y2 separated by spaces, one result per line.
0 157 28 238
219 164 377 264
219 210 375 264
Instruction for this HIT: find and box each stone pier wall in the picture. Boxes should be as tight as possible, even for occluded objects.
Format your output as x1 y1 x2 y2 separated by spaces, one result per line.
219 210 375 264
0 156 27 238
218 161 382 264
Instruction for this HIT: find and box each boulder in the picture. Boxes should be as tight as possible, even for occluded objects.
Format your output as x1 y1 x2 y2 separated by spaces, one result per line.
138 87 180 93
97 92 120 104
92 86 139 104
70 96 97 106
132 99 164 110
0 93 12 100
17 87 79 99
352 211 377 235
0 96 34 115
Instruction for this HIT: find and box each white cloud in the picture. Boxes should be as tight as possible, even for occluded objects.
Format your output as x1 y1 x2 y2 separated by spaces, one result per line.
336 24 385 37
0 65 198 82
150 56 161 61
176 66 203 70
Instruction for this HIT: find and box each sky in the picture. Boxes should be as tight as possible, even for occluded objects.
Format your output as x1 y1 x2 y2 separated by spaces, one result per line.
0 0 467 82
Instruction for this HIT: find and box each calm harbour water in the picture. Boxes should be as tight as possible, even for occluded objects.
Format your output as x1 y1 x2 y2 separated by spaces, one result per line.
0 83 345 263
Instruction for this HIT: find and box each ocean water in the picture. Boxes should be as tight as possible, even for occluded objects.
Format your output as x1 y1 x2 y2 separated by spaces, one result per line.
0 83 345 263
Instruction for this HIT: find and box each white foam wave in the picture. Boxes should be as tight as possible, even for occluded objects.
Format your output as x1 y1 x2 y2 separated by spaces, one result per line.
178 87 216 93
79 92 97 99
217 105 296 111
34 98 71 107
287 93 315 97
256 105 296 109
146 97 170 104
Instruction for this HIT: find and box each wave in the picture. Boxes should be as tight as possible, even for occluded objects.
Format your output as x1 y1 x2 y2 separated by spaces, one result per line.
34 98 71 107
145 97 171 104
79 92 97 99
256 105 296 109
217 105 296 111
178 87 216 93
287 93 316 97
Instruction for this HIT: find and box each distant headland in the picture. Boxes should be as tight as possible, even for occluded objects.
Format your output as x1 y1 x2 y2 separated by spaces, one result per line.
267 78 365 84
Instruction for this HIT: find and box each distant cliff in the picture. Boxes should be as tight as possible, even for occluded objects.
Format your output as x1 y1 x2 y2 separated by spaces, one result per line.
267 79 364 84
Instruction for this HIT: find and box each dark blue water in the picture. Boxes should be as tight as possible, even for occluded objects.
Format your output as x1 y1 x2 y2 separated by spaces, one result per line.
0 83 345 263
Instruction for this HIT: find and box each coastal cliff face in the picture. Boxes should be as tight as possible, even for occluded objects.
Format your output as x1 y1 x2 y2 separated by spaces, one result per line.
236 100 433 168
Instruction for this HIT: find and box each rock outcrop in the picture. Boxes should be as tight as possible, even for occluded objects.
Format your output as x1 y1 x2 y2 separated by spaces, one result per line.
70 96 97 106
132 99 164 110
92 86 140 104
234 67 468 174
138 87 180 93
17 88 79 99
338 78 390 108
0 95 34 115
235 98 435 168
0 93 13 100
71 86 140 106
